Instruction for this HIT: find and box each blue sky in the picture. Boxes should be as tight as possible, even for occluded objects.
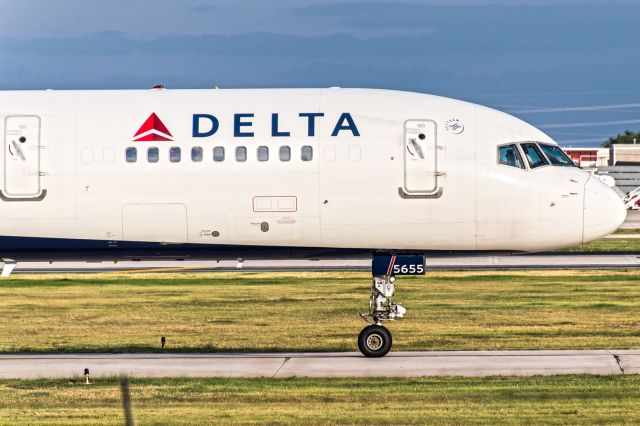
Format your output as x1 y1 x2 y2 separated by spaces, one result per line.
2 0 640 147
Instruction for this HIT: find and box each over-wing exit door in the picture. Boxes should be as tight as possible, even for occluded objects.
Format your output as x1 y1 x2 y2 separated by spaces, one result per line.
403 119 439 194
3 116 42 198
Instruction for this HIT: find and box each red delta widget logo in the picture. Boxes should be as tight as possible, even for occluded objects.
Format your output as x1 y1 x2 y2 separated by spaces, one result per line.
132 113 174 142
132 111 360 142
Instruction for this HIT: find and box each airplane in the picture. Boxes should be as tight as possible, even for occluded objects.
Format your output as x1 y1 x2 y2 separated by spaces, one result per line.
0 87 626 356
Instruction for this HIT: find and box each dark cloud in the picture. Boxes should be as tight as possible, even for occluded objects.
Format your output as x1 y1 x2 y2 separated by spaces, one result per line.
2 30 638 91
295 2 640 48
2 0 640 146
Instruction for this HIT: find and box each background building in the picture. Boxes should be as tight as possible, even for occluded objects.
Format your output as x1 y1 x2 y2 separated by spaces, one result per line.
562 148 609 169
562 145 640 194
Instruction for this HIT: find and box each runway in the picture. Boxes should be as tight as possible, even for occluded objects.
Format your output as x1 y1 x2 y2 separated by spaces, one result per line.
1 350 637 379
7 253 640 273
620 209 640 229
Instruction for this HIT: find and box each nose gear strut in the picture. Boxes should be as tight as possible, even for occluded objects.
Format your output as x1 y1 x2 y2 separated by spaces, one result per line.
358 255 425 357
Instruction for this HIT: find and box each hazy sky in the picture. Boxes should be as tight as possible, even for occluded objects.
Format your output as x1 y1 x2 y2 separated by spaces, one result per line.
2 0 640 147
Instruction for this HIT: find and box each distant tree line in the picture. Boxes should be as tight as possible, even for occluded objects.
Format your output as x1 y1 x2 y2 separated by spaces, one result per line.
602 130 640 147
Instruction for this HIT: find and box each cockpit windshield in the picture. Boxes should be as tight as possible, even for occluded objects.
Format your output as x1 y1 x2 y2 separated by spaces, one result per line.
498 144 525 169
538 144 575 167
520 143 548 169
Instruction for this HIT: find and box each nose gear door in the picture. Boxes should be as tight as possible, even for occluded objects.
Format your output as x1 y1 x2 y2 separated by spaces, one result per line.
3 116 43 200
402 120 441 196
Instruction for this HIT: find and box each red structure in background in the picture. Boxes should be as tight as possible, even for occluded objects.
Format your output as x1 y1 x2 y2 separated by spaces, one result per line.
562 148 599 168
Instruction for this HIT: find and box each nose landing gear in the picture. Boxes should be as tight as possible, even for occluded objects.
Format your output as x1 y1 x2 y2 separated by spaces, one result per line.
358 255 425 357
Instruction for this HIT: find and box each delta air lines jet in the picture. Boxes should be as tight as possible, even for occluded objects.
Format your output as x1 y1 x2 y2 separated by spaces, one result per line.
0 88 626 356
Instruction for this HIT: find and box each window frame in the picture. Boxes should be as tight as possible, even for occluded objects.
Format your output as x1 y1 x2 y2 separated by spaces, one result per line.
191 146 203 162
236 146 247 162
496 143 526 171
279 146 291 162
538 143 576 167
125 147 137 163
147 147 160 163
213 146 225 162
257 146 269 162
169 146 182 163
520 142 550 170
301 145 313 162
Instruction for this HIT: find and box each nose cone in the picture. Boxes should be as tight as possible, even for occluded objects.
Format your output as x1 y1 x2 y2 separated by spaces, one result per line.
583 175 627 243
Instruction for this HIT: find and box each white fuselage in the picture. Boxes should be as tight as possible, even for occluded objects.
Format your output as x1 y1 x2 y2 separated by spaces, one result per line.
0 88 626 256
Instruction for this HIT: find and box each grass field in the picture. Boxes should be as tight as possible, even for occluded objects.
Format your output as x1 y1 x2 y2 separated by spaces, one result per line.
0 270 639 352
614 228 640 235
561 237 640 252
0 376 638 425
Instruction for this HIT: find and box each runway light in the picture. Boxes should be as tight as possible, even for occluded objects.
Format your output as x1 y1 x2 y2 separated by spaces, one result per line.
84 368 91 385
161 336 166 352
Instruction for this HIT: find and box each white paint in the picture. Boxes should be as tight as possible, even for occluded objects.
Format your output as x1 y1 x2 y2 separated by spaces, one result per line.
0 88 627 252
122 204 188 243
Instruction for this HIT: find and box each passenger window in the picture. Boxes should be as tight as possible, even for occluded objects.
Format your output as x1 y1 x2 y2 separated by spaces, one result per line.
279 146 291 161
521 143 548 169
236 146 247 162
126 147 137 163
257 146 269 161
213 146 225 162
148 147 159 163
301 145 313 161
191 147 203 162
539 144 575 167
498 145 524 169
170 147 181 163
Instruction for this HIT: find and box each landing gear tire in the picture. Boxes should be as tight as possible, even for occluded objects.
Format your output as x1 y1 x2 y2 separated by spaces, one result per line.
358 325 392 357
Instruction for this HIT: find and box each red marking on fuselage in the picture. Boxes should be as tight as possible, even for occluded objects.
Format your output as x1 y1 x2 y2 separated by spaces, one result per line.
133 113 173 142
387 255 396 276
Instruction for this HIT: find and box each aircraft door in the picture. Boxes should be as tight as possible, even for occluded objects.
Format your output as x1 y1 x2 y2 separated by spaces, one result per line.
3 116 42 199
402 119 440 195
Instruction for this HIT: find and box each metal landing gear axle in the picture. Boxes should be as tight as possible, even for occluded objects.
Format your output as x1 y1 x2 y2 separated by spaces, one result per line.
359 255 425 357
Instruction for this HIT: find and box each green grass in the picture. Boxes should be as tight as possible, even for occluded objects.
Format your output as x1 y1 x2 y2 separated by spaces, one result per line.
0 271 639 352
560 237 640 252
0 376 638 425
614 228 640 235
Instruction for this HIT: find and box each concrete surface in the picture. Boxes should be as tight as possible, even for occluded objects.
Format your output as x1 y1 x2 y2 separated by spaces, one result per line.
7 253 640 274
0 350 635 379
620 210 640 229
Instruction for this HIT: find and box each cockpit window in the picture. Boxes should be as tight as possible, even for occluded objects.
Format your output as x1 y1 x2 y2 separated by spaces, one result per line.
539 144 575 167
498 144 525 169
521 143 548 168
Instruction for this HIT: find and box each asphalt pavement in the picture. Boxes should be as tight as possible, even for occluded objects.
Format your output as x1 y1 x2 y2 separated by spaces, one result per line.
0 350 636 378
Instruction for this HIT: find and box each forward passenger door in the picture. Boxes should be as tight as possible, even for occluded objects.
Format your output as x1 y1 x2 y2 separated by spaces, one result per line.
2 116 44 200
402 120 441 195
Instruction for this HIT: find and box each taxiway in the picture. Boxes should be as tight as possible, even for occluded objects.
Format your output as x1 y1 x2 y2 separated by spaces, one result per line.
0 350 637 379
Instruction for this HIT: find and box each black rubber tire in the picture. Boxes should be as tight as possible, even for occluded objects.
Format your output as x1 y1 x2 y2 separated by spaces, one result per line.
358 325 392 357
